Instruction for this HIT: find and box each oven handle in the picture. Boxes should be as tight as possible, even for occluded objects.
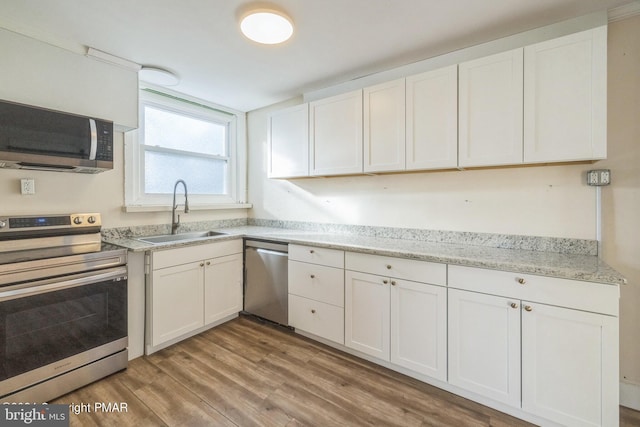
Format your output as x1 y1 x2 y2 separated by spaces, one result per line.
0 267 127 302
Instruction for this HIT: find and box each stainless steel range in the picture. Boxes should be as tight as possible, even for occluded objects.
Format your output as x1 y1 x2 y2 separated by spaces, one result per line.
0 213 128 403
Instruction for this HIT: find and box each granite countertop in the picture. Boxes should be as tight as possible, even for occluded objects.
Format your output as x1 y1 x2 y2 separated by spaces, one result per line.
103 225 626 286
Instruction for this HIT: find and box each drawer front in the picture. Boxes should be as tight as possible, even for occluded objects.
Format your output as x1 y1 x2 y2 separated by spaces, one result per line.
289 294 345 344
345 252 446 285
289 244 344 268
289 261 344 307
448 265 619 316
153 239 242 269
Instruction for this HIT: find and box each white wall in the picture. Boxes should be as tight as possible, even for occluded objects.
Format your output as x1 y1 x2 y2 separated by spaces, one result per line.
248 99 597 239
601 14 640 407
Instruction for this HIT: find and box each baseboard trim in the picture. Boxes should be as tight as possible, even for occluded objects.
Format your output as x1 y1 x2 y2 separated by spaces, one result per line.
621 381 640 411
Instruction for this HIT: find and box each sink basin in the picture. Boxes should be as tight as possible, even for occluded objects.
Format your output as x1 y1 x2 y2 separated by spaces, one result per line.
137 231 228 244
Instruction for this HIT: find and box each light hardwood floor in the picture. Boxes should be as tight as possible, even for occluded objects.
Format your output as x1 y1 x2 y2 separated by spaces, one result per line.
53 316 640 426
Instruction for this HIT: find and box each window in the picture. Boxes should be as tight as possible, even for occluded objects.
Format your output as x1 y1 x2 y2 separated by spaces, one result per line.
125 87 247 210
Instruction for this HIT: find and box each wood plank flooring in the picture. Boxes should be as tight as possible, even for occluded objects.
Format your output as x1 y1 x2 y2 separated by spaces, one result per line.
53 315 640 426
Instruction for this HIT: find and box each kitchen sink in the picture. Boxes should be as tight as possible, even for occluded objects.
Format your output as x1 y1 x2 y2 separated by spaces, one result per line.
137 230 228 244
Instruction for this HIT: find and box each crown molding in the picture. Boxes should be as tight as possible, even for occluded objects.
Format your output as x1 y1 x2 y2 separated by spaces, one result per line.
609 1 640 22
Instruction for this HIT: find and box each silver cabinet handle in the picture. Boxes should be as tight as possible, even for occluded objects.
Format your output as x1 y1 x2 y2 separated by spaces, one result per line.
510 302 518 309
517 277 526 285
383 280 388 284
524 305 533 312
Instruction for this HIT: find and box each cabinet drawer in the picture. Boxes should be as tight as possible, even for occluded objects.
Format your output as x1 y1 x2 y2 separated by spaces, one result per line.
345 252 446 285
448 265 619 316
289 244 344 268
289 261 344 307
153 239 242 269
289 294 344 344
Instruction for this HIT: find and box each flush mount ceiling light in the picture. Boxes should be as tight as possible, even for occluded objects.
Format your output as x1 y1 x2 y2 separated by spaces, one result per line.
240 9 294 44
139 66 180 86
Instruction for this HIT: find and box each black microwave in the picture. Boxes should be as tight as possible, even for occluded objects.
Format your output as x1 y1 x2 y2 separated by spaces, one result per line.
0 99 113 173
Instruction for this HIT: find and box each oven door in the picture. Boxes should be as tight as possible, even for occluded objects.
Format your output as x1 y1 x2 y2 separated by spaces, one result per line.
0 267 127 397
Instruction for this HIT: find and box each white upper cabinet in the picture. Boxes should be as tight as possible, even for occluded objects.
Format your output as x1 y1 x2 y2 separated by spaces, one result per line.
524 26 607 163
310 90 363 176
458 49 524 167
406 65 458 170
364 79 406 172
268 26 608 178
268 103 309 178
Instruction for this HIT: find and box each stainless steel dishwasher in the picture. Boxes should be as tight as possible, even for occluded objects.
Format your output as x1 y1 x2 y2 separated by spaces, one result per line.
244 239 289 325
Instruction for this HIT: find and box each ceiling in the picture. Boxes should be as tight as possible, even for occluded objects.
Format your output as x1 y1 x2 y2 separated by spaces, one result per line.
0 0 635 112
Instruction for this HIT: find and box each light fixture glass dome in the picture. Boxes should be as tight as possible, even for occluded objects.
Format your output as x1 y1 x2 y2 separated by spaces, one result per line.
139 67 180 86
240 10 294 45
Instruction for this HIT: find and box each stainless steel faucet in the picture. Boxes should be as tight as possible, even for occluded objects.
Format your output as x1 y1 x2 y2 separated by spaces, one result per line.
171 179 189 234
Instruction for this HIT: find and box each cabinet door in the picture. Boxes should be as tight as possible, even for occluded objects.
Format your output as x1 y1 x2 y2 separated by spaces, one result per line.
406 65 458 170
521 302 618 427
364 79 406 172
390 279 447 381
310 90 363 176
448 289 521 406
524 27 607 163
204 253 243 325
268 103 309 178
345 270 390 360
151 261 204 346
459 49 523 167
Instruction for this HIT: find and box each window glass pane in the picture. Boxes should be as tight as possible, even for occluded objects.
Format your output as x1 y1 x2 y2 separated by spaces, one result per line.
144 105 227 156
144 150 227 195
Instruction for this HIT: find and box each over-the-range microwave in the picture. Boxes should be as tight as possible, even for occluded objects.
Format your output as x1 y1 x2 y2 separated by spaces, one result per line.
0 99 114 173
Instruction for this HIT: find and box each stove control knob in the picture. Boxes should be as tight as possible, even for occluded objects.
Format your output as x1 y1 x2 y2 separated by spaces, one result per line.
87 216 96 224
73 217 83 225
0 220 6 229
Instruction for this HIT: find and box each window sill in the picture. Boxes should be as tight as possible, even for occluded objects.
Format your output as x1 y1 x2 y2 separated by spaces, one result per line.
122 203 252 213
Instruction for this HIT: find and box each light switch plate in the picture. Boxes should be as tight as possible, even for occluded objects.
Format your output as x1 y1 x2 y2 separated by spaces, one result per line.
20 178 35 195
586 169 611 186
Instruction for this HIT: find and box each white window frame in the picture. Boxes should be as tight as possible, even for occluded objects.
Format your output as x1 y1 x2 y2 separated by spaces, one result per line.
124 84 248 211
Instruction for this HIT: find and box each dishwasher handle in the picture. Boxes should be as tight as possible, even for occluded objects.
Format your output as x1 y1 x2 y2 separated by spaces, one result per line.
255 248 288 257
244 239 288 253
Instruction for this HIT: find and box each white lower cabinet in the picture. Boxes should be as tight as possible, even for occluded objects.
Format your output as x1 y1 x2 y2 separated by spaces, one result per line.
287 249 619 427
288 245 345 344
204 253 243 324
521 302 618 427
151 261 205 347
345 270 390 359
448 289 521 406
345 252 447 381
448 265 619 427
390 277 447 380
147 239 243 354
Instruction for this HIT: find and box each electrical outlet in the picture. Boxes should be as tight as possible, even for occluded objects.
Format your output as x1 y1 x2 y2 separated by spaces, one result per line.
20 178 35 195
586 169 611 186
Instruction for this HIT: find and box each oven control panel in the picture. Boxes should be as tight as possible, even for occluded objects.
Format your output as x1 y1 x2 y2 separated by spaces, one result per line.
0 213 101 232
